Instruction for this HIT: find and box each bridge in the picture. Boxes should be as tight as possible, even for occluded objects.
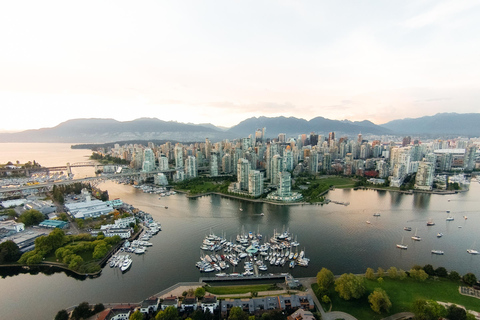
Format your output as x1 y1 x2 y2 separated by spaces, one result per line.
0 169 176 199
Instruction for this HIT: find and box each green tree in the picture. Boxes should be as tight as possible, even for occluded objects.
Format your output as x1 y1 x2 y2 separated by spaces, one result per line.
71 302 92 320
76 219 85 229
130 310 144 320
410 269 429 281
412 299 446 320
0 240 21 263
316 267 335 291
156 306 179 320
18 209 45 226
423 264 435 276
334 273 366 301
54 309 69 320
93 303 105 314
322 295 331 305
398 269 407 280
446 304 468 320
435 267 448 278
449 271 461 281
368 288 392 314
92 242 109 259
377 267 385 278
195 287 206 299
365 267 376 280
228 306 248 320
68 255 84 270
462 273 477 286
387 267 398 279
58 212 69 221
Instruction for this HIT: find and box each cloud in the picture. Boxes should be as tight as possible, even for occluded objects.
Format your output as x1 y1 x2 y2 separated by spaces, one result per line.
402 0 479 29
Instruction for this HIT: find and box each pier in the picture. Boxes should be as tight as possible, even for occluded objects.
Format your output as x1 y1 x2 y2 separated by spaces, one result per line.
200 273 288 283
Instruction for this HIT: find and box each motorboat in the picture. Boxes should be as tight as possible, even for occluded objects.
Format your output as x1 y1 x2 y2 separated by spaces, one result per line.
289 261 295 268
431 250 444 255
404 227 412 231
437 233 443 238
120 258 132 272
373 213 381 217
427 219 435 226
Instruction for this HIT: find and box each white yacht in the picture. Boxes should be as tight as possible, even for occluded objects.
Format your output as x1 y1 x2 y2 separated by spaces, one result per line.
120 258 132 272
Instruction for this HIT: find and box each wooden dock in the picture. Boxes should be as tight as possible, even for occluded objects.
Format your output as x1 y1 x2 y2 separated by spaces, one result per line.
199 273 288 283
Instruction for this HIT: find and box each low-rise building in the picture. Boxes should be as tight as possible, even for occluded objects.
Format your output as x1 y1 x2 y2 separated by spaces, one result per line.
181 295 198 312
161 296 178 310
201 295 219 313
140 297 160 314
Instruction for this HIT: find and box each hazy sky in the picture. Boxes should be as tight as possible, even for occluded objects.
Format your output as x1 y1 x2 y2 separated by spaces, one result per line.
1 0 480 132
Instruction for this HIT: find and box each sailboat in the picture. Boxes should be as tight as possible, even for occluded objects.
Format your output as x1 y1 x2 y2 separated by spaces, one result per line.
396 236 408 249
427 218 435 226
467 241 480 255
411 228 422 241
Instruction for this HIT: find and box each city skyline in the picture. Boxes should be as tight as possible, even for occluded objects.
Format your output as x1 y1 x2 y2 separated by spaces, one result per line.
2 0 480 132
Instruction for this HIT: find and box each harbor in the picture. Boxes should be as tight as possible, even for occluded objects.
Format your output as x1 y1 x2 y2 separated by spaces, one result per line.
196 226 309 277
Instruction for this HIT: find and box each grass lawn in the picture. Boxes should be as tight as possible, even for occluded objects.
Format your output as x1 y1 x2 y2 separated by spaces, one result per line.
206 284 278 295
313 277 480 320
317 176 356 188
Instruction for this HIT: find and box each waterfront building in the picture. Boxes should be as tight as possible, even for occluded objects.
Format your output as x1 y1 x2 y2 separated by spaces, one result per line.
415 161 435 190
464 146 476 171
202 295 219 313
181 295 198 312
267 172 302 201
210 152 219 177
248 170 264 197
140 298 160 315
237 158 250 191
270 154 283 185
174 144 184 169
64 193 113 219
222 153 232 174
308 151 318 174
161 296 179 310
174 170 185 182
154 173 169 186
185 156 198 179
142 148 156 172
283 149 294 171
158 154 169 171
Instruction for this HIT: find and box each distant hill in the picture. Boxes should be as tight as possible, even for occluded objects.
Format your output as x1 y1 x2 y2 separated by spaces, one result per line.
380 113 480 136
227 116 391 137
0 118 229 143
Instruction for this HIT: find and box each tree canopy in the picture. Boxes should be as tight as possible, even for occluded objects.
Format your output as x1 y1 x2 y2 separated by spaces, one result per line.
334 273 366 300
156 306 179 320
413 299 446 320
0 240 21 263
317 267 335 290
365 267 375 280
462 273 477 286
18 209 45 226
228 306 248 320
368 288 392 314
129 310 144 320
195 287 206 299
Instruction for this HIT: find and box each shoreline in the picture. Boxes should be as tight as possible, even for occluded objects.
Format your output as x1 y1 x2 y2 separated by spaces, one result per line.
173 184 466 207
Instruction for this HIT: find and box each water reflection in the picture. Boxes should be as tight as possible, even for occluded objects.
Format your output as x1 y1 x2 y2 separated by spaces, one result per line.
413 193 431 208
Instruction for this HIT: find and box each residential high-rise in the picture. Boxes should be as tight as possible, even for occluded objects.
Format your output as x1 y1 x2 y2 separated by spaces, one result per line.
210 152 219 177
237 159 250 191
158 154 169 171
415 161 435 190
464 146 476 171
270 154 283 185
142 148 156 172
222 153 232 174
248 170 263 197
184 156 198 179
174 144 184 169
277 172 292 197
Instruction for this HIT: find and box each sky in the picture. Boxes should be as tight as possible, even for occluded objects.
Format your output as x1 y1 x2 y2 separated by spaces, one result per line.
1 0 480 132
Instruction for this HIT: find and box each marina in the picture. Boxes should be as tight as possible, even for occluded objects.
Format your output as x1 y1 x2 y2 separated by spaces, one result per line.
196 227 309 276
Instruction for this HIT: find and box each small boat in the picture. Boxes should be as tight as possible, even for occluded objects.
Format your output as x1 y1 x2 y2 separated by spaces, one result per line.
120 258 132 272
289 261 295 268
463 216 468 220
446 216 454 221
373 213 381 217
431 250 444 255
366 221 371 224
411 228 421 241
239 208 243 211
396 236 408 250
437 233 443 238
446 210 450 213
404 227 412 231
260 212 264 216
467 241 479 255
427 219 435 226
215 273 228 277
458 226 463 228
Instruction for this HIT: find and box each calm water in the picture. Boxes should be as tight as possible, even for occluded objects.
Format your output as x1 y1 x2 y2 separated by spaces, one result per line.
1 143 479 320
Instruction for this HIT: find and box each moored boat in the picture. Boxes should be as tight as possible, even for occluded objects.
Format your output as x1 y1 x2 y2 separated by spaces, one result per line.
431 250 444 255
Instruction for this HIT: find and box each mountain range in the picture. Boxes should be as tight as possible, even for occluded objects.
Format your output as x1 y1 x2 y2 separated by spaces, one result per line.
0 113 478 143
